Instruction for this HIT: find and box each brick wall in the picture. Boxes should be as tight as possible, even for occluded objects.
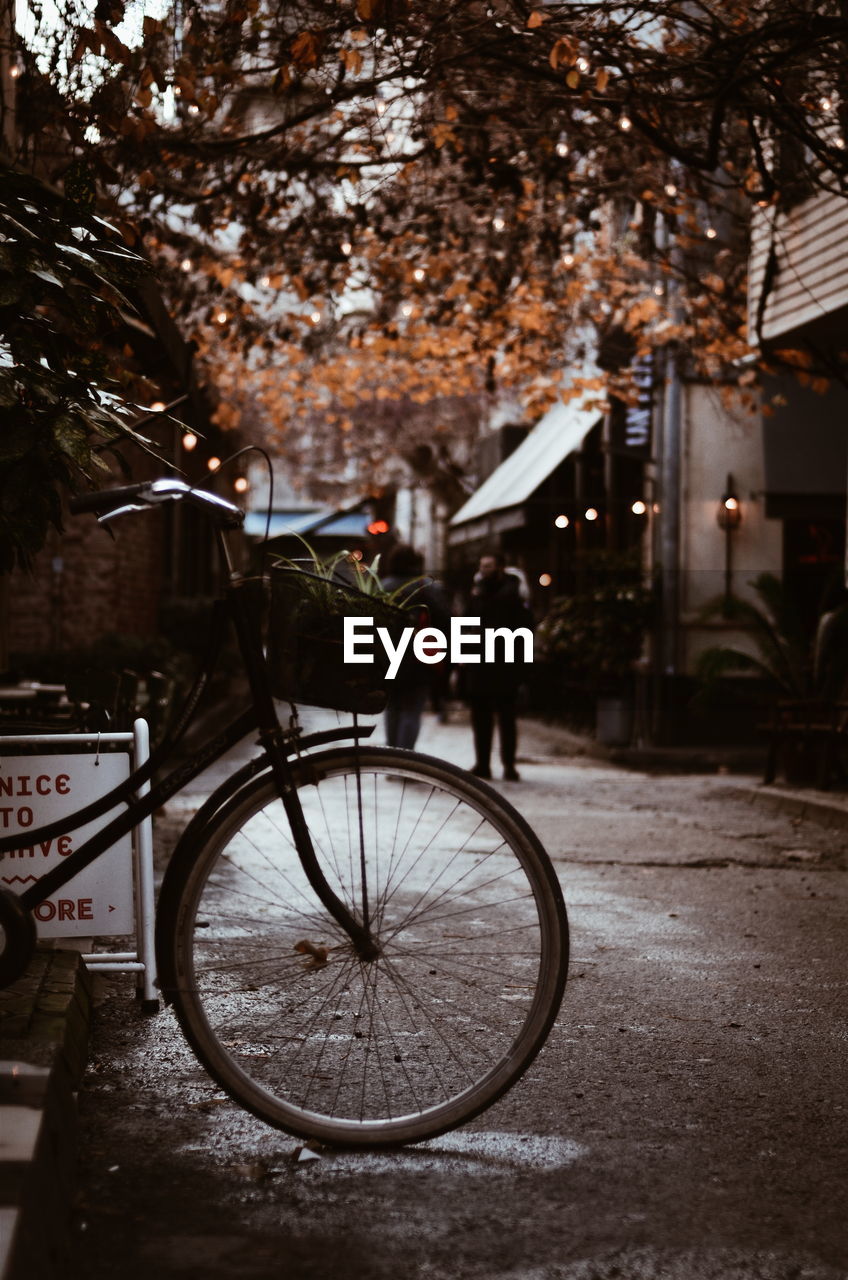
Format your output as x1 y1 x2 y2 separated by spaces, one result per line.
5 490 165 665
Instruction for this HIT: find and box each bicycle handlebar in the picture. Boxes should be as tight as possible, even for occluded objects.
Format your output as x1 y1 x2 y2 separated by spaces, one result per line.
70 479 245 529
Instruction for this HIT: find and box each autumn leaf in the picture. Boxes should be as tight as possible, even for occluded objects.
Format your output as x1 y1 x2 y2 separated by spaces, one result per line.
595 67 609 93
290 31 319 69
527 11 545 28
549 36 578 70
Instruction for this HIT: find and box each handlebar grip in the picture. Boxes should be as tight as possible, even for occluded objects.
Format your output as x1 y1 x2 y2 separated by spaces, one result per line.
69 483 150 515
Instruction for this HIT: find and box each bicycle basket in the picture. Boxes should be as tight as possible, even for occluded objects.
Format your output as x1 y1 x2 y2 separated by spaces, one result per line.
267 563 411 714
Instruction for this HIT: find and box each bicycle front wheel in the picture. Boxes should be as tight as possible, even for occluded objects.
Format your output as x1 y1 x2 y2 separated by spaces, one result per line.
166 747 568 1146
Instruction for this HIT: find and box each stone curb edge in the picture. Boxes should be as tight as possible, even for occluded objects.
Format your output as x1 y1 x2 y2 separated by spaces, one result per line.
728 783 848 831
0 949 93 1280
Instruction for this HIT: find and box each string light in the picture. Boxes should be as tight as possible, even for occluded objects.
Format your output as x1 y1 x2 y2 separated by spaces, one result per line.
585 507 599 521
9 65 22 79
556 141 569 158
576 57 590 73
653 283 663 295
187 104 200 116
182 433 198 452
819 96 834 112
401 302 414 317
341 240 353 256
375 99 387 116
664 183 677 197
492 215 506 231
309 309 322 324
234 476 249 494
631 499 647 515
706 227 718 239
150 401 166 412
259 274 271 286
215 310 228 324
562 252 575 267
539 573 553 587
413 268 426 282
180 258 192 272
554 514 569 529
619 115 632 132
207 456 221 471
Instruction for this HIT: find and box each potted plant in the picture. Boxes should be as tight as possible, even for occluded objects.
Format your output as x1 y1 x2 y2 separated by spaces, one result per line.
536 557 654 745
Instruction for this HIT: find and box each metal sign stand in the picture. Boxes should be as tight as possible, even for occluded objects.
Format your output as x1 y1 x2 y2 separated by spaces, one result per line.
0 718 158 1010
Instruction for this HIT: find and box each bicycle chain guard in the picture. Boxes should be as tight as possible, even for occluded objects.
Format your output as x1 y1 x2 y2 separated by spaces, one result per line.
0 888 37 988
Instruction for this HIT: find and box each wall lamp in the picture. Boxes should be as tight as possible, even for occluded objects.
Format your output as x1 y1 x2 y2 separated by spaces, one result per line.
717 473 742 614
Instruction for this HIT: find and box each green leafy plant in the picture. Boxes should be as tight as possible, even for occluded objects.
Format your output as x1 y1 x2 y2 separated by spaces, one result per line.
695 572 814 698
536 557 654 691
0 165 163 572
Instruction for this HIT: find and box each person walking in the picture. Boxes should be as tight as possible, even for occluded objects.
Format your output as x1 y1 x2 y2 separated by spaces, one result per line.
380 543 451 750
465 550 533 781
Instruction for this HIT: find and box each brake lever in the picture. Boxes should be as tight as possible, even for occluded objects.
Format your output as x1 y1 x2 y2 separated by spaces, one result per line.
97 502 151 525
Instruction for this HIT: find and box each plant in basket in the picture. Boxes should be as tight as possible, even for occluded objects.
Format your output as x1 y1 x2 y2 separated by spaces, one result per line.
268 544 413 715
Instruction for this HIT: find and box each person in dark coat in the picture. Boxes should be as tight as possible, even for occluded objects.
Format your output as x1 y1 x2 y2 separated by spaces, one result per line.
380 543 451 750
465 551 533 781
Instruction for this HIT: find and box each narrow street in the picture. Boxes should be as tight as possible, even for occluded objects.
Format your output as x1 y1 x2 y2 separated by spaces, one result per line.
69 712 848 1280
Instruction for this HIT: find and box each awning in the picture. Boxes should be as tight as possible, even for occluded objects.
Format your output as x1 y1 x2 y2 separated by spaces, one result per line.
762 375 848 518
244 505 373 540
449 395 601 543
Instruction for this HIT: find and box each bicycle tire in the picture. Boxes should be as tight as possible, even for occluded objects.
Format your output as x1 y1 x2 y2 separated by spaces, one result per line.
161 747 568 1147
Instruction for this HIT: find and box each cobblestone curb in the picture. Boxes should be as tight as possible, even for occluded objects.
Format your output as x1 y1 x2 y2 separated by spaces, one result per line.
0 949 92 1280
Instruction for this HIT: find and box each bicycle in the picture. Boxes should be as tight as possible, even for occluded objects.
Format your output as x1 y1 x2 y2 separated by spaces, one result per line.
0 478 569 1148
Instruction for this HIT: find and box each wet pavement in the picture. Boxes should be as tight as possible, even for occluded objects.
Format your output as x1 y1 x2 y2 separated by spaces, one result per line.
68 708 848 1280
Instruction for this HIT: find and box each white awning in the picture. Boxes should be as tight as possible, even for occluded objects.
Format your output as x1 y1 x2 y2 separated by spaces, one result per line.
449 396 601 539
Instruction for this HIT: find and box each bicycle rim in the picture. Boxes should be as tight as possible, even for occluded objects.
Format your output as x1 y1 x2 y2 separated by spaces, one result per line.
168 747 568 1146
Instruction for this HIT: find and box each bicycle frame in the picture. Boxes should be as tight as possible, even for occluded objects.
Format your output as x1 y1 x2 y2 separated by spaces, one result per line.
0 511 379 960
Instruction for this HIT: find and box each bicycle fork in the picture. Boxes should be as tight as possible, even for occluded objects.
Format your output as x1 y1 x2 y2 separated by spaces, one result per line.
225 567 381 963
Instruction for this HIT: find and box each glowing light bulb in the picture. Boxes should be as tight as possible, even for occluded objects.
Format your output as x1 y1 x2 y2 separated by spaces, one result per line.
820 96 833 112
556 141 569 158
9 65 21 79
413 268 426 282
150 401 166 412
631 500 647 515
577 57 589 73
539 573 553 587
187 104 200 116
706 227 718 239
341 240 353 256
554 514 569 529
664 183 677 197
215 310 228 324
562 252 575 267
375 99 387 116
724 496 739 512
259 274 271 287
653 283 663 295
401 302 413 316
207 456 221 472
180 258 192 272
585 507 599 521
310 310 322 324
619 115 632 132
234 476 249 493
182 433 198 452
492 216 506 231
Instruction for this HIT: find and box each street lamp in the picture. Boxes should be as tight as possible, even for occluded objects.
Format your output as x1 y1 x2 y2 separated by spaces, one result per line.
717 473 742 614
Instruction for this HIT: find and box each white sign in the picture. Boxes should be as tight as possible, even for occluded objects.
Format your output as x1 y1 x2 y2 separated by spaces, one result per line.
0 753 134 937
